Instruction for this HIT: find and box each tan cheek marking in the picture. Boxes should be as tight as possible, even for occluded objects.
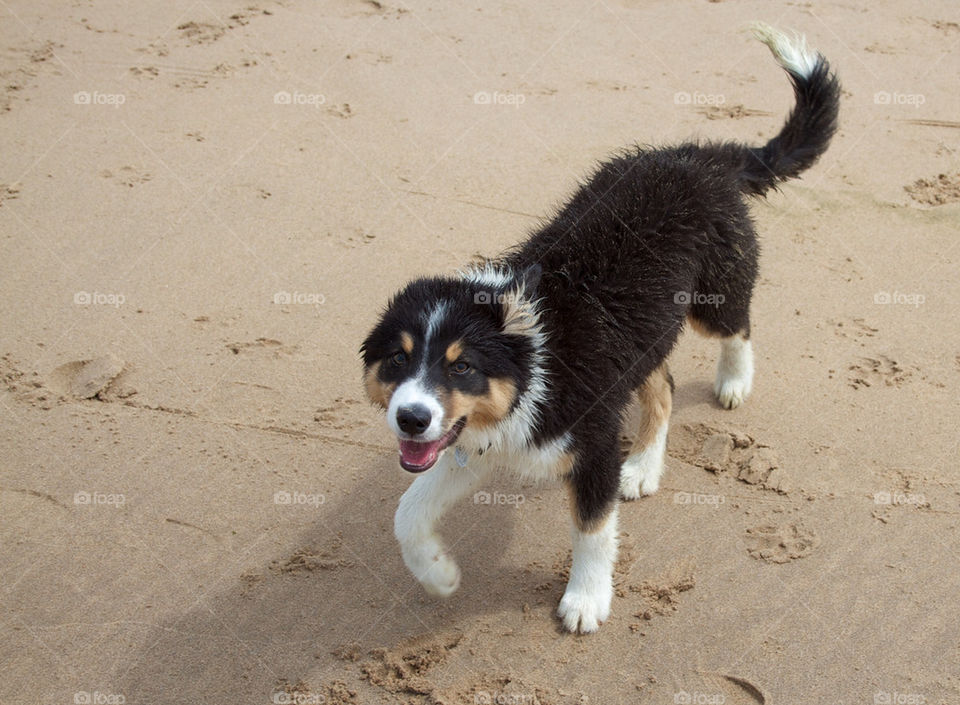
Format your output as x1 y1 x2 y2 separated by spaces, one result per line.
442 378 518 430
469 377 517 428
446 389 475 426
363 362 394 409
400 332 414 355
445 340 464 364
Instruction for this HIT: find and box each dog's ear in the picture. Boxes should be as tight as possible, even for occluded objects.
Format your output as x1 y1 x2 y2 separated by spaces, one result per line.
514 263 541 298
501 264 542 337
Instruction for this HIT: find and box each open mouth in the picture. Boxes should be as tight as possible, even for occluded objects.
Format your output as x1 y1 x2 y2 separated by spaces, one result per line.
398 417 466 473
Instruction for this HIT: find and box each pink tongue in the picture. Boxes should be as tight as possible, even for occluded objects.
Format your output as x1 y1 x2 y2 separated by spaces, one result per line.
399 439 443 469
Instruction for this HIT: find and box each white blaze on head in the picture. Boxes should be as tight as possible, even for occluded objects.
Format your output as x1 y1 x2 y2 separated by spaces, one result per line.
387 378 446 440
419 300 450 372
751 22 820 78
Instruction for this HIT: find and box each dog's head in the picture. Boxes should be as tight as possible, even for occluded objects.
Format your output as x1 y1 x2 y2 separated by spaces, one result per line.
361 264 542 472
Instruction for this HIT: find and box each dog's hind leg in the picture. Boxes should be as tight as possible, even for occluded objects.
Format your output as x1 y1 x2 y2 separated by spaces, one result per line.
687 268 755 410
685 210 757 409
689 314 754 410
714 331 753 409
394 453 493 598
620 363 672 499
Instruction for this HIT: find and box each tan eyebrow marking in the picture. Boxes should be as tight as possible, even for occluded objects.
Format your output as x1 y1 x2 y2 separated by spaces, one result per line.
445 340 464 363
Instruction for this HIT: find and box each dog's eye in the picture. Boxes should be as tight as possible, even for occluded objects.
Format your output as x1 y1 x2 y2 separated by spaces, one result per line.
390 351 407 367
450 360 470 375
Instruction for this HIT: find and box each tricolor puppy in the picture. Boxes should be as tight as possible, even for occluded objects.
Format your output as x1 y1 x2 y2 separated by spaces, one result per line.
361 24 839 633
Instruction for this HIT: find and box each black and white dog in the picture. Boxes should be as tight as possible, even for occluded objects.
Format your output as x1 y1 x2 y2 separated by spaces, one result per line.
361 24 839 633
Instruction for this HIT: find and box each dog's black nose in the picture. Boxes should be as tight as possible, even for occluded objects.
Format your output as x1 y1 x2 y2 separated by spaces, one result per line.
397 405 432 436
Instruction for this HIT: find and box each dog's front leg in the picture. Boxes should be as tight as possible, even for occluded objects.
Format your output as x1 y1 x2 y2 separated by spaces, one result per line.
394 454 492 598
558 443 620 633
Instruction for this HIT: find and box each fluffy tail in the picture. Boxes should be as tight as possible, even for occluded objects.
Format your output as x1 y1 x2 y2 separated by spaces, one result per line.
739 23 840 196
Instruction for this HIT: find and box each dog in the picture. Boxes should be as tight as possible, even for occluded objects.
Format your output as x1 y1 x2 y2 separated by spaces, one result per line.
361 23 839 633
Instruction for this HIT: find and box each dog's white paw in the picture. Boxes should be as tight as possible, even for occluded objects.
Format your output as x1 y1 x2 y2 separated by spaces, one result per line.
714 374 752 409
401 536 461 598
620 453 663 499
715 337 753 409
420 552 461 597
557 584 612 633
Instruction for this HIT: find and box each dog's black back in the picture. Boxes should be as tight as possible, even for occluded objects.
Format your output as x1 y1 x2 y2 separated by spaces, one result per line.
504 56 839 453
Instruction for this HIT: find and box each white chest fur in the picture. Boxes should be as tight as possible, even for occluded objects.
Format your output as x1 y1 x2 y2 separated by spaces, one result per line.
456 431 573 484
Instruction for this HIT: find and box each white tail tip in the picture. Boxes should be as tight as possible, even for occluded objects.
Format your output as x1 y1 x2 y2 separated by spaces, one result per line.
751 22 820 78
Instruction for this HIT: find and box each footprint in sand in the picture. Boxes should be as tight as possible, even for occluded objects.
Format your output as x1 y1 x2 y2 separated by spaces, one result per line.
226 337 298 357
6 354 136 407
350 0 410 19
128 66 159 79
47 354 136 401
314 397 364 431
269 538 353 575
824 317 879 351
0 183 20 206
627 559 696 619
1 41 60 113
361 631 462 698
847 355 914 390
176 21 228 45
175 7 272 46
326 103 354 119
101 166 152 188
135 41 169 57
744 522 820 563
924 19 960 35
904 172 960 206
667 423 792 493
2 354 56 409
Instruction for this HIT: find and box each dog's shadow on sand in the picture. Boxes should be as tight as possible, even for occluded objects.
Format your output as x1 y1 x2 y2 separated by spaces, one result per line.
117 384 717 701
116 451 560 702
672 379 720 414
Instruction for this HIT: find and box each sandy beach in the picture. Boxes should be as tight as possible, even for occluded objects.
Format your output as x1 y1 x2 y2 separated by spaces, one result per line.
1 1 959 703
